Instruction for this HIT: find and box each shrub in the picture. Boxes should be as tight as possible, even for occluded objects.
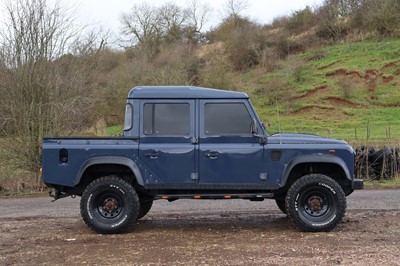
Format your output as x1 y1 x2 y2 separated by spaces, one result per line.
256 76 292 106
259 47 280 72
282 56 307 82
207 16 266 70
336 76 355 99
284 6 316 34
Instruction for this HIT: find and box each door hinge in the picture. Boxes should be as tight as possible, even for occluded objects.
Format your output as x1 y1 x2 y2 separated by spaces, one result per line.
191 173 198 180
259 173 268 181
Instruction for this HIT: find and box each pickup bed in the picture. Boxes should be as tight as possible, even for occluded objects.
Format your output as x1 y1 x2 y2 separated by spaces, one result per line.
42 86 363 234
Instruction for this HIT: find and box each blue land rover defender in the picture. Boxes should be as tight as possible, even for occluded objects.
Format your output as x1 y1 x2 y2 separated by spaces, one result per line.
42 86 363 234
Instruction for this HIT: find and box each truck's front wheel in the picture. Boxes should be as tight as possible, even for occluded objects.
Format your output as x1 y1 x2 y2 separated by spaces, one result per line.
138 200 153 220
275 198 287 214
286 174 346 232
80 176 139 234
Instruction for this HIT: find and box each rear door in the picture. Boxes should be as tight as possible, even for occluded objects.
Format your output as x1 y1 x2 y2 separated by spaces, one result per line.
198 100 265 184
138 100 197 184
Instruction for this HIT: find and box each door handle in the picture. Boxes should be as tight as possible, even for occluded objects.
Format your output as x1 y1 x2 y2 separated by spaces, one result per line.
206 152 218 159
145 152 159 159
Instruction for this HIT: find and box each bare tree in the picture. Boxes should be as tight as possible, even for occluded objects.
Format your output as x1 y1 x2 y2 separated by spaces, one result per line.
185 0 211 42
158 3 187 43
317 0 349 39
120 3 161 45
363 0 400 36
71 27 110 56
120 3 164 58
0 0 77 66
223 0 249 19
121 2 209 54
0 0 92 184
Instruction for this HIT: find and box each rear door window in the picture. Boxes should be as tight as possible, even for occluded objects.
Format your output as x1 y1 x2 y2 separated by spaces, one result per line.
143 103 190 136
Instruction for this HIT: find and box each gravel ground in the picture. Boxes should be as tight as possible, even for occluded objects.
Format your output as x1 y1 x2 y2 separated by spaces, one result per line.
1 190 400 265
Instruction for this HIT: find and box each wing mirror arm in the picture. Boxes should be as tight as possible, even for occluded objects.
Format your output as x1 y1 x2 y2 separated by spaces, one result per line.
251 118 267 145
254 133 267 144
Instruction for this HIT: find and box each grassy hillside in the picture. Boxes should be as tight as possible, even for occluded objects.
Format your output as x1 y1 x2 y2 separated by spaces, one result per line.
237 39 400 143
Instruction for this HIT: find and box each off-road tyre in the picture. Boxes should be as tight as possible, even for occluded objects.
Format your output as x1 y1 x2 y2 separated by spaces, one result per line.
137 200 153 219
286 174 346 232
80 176 139 234
275 198 287 214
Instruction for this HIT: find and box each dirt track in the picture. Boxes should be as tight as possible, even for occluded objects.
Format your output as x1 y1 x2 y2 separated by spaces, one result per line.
1 190 400 265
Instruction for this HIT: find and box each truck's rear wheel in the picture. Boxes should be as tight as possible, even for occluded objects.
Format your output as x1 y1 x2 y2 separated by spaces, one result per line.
286 174 346 232
80 176 139 234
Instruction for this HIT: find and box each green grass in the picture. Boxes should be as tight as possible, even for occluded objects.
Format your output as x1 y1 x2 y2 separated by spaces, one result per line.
94 125 123 136
241 38 400 142
364 177 400 189
105 125 123 136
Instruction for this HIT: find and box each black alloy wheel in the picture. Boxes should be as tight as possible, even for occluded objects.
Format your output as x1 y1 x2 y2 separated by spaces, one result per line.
80 176 139 234
286 174 346 232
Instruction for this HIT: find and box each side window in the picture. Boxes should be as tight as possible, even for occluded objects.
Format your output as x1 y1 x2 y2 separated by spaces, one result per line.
204 103 253 136
143 103 190 136
123 104 133 131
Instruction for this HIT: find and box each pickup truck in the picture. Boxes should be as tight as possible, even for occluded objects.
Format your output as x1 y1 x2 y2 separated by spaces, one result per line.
42 86 363 234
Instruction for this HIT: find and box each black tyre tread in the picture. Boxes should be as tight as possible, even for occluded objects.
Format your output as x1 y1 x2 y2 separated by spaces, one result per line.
80 175 139 234
275 198 287 214
285 174 346 232
137 200 153 220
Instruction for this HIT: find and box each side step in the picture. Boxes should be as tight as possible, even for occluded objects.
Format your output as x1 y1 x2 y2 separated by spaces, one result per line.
155 193 274 201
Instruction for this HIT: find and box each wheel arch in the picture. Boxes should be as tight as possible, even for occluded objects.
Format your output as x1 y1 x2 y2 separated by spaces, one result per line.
281 155 353 195
75 156 144 188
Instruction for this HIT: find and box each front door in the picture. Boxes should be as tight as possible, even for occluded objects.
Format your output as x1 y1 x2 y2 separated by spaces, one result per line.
198 100 265 184
138 100 196 184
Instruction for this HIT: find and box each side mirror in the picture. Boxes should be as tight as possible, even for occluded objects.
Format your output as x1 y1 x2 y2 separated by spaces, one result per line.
251 118 267 145
251 118 258 134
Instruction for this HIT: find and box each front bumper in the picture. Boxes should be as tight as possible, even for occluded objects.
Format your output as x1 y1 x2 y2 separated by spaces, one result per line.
352 179 364 190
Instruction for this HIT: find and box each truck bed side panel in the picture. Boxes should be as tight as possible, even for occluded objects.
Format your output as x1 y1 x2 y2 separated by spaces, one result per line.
42 138 139 187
